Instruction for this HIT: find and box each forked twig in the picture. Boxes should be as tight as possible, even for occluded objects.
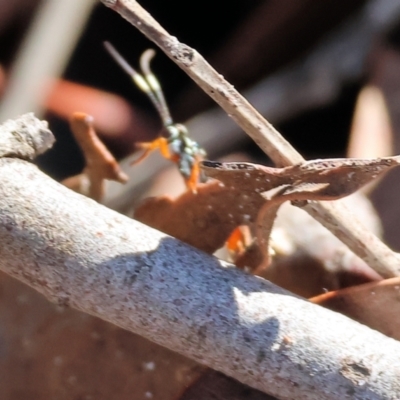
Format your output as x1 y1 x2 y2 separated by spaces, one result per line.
100 0 400 278
63 112 128 201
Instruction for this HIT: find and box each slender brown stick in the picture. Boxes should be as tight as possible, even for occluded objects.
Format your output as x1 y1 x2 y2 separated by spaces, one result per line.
2 114 400 400
65 112 128 201
100 0 400 278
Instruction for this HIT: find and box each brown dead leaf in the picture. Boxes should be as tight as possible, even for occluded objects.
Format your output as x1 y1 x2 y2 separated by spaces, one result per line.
135 157 383 296
201 157 400 270
311 277 400 340
134 180 264 254
201 156 400 198
237 203 382 295
233 240 264 271
63 112 128 201
137 156 399 273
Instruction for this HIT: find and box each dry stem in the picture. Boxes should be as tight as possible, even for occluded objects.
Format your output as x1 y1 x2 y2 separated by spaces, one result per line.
100 0 400 278
64 112 128 201
1 114 400 399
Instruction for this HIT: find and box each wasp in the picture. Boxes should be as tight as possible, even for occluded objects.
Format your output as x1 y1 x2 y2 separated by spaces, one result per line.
104 42 206 192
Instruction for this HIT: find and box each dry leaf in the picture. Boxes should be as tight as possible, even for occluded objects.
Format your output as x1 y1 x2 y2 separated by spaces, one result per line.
63 112 128 201
136 190 381 295
136 155 398 276
311 277 400 340
134 180 264 254
135 158 397 295
201 156 400 199
201 157 400 270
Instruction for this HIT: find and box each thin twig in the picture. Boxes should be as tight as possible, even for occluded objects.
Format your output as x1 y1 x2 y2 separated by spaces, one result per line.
64 112 128 201
100 0 400 278
1 114 400 399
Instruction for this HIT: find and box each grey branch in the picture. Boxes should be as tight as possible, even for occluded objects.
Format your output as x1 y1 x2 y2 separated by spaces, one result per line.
1 115 400 399
0 113 54 159
100 0 400 279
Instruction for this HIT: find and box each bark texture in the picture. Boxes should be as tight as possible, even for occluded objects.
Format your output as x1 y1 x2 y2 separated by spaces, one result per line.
0 114 400 399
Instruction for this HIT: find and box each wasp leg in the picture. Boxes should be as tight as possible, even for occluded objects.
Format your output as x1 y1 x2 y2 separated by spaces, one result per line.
186 158 201 193
157 137 172 159
226 226 247 255
130 148 152 165
130 137 171 165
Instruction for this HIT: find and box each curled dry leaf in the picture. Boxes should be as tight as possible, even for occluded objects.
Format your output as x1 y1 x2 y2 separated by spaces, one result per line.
201 157 400 270
135 155 393 285
201 156 400 198
136 156 400 271
311 277 400 341
63 112 128 201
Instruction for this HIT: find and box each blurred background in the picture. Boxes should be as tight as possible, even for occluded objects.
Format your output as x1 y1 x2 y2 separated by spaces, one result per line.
0 0 396 171
1 1 400 398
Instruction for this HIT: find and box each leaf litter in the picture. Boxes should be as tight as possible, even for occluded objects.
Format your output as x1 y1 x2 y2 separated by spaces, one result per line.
135 156 400 276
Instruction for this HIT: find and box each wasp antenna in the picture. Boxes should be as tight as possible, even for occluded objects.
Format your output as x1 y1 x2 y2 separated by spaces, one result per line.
140 49 173 127
104 42 135 75
140 49 156 74
104 42 163 118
